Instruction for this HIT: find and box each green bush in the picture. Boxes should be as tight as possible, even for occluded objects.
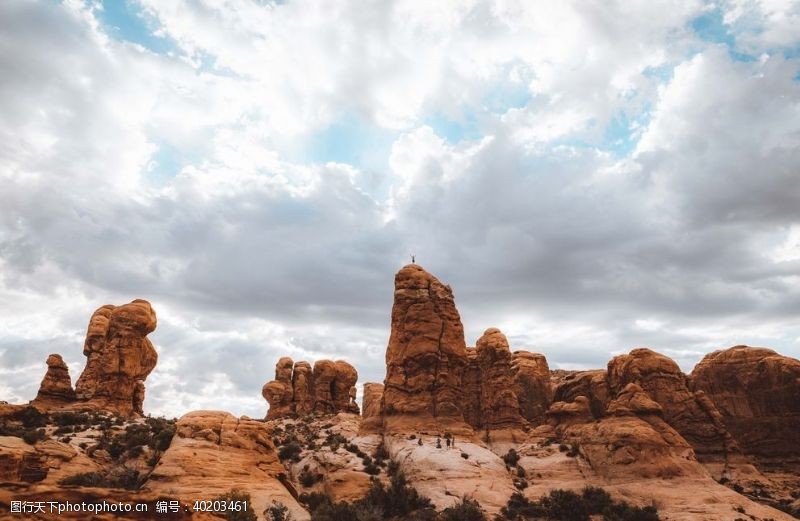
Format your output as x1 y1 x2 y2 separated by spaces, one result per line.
439 497 486 521
502 449 520 468
278 441 303 462
58 467 142 490
264 501 294 521
213 489 257 521
299 466 319 487
22 428 47 445
302 470 435 521
498 487 660 521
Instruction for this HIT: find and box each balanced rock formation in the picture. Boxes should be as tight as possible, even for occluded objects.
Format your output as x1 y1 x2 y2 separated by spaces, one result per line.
33 354 75 406
381 264 470 433
73 300 158 417
263 358 359 419
690 345 800 458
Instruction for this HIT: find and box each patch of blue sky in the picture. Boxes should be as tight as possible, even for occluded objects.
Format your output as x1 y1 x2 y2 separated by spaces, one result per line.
690 8 756 62
95 0 177 55
302 112 397 169
643 63 675 83
602 110 649 158
482 83 532 115
146 140 197 185
424 110 483 144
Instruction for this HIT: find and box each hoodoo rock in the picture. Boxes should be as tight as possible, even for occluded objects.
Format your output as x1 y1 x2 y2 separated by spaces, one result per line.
690 345 800 458
465 328 525 431
381 264 471 433
607 348 738 460
263 358 359 419
32 354 75 406
73 300 158 417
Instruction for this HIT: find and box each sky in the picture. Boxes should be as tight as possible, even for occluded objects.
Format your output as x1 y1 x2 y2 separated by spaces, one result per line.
0 0 799 419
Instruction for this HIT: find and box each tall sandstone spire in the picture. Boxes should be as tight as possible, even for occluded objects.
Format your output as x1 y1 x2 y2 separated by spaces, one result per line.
381 264 472 433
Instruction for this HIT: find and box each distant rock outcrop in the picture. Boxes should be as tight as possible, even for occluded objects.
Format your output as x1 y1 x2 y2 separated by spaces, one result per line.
607 348 738 460
73 300 158 417
32 354 75 406
381 264 471 433
263 358 359 419
463 328 551 432
690 345 800 458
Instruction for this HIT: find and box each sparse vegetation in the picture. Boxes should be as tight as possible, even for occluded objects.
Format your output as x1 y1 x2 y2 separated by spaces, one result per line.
499 487 660 521
300 462 435 521
278 441 303 462
264 501 294 521
213 489 257 521
502 448 520 468
299 465 321 487
439 497 486 521
58 466 143 490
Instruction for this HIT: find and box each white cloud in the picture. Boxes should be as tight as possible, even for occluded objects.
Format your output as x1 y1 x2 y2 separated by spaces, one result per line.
0 0 799 418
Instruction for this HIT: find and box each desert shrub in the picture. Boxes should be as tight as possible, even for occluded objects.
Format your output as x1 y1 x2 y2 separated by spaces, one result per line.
373 442 389 462
387 460 400 477
52 412 90 426
299 466 319 487
461 452 469 459
213 489 257 521
346 443 360 453
363 462 381 475
265 501 294 521
22 428 47 445
559 443 569 452
58 467 142 490
59 471 107 487
499 487 660 521
303 471 435 521
278 441 303 462
513 478 528 490
13 407 49 428
516 466 526 478
566 443 580 458
324 432 348 452
439 497 486 521
502 449 520 468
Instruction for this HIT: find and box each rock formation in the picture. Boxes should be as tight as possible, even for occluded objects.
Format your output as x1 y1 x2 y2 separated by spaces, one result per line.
33 354 75 406
144 410 309 520
73 300 158 417
512 350 552 424
607 348 738 460
464 328 526 431
263 358 359 419
359 383 384 432
381 264 470 433
690 345 800 458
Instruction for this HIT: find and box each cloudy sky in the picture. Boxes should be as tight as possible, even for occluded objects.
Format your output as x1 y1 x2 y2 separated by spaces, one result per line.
1 0 799 419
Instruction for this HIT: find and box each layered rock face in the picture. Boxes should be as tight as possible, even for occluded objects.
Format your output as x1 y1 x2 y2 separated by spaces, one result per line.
145 410 309 520
608 348 737 459
33 354 75 406
263 358 359 419
382 264 470 432
359 382 384 432
465 328 525 431
690 345 800 458
71 300 158 417
512 350 552 424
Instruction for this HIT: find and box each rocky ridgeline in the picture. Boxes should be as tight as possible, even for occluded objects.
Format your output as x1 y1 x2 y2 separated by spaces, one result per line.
2 265 800 520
